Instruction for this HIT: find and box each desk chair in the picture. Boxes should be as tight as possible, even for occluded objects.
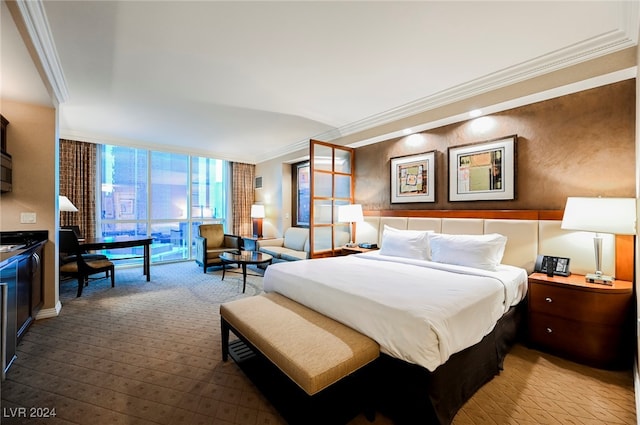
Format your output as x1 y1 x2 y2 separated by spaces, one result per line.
59 229 115 297
61 225 82 239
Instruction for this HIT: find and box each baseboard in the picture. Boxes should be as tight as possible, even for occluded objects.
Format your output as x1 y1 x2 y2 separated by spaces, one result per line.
35 301 62 320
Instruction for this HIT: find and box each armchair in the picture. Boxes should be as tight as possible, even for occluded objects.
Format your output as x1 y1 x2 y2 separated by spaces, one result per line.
195 224 241 273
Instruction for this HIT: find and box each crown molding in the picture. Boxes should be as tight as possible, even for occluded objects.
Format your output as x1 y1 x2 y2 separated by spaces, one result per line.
348 67 637 150
13 0 69 105
331 29 636 141
262 1 639 161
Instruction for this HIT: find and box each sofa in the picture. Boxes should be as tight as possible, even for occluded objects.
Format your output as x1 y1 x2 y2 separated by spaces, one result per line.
257 227 309 262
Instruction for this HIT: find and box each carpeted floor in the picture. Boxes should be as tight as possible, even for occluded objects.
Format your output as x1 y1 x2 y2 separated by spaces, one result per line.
0 261 636 424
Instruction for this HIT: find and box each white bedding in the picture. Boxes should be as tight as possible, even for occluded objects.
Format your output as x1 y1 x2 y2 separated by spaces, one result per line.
263 251 528 371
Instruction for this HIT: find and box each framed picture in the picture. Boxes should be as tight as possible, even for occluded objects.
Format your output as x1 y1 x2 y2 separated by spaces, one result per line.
390 151 436 203
448 135 517 201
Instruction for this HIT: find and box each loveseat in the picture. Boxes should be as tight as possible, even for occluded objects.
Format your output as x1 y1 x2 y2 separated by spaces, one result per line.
257 227 309 262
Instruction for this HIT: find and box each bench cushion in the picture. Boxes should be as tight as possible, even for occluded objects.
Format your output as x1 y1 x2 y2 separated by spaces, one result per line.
220 292 379 395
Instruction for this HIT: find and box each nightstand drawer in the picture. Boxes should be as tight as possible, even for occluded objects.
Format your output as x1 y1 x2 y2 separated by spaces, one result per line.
529 313 629 368
528 281 630 325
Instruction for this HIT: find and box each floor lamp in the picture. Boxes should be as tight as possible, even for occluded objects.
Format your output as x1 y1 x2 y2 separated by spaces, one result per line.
561 197 636 284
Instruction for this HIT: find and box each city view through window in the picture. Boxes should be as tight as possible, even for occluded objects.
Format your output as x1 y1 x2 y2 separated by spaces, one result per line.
99 145 227 265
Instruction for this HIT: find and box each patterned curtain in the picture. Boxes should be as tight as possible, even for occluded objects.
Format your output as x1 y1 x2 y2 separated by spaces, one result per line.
59 139 97 238
231 162 255 236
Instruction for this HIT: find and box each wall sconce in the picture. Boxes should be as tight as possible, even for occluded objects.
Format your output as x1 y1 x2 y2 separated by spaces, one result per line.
251 204 265 238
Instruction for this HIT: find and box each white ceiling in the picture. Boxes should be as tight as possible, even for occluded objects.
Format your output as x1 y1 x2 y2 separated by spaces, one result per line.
2 1 638 163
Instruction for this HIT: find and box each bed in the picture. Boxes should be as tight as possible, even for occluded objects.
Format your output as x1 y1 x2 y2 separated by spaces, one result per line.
263 228 528 424
260 211 632 424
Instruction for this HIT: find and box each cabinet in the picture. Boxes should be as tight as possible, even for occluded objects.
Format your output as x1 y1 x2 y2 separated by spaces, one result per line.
17 243 43 340
527 272 633 369
0 241 45 378
0 259 18 377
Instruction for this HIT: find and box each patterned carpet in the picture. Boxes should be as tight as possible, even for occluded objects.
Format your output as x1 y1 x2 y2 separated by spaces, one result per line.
0 261 636 424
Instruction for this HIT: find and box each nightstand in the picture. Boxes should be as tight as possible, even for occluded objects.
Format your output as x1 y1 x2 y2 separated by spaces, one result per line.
339 246 378 255
527 272 633 369
240 235 276 252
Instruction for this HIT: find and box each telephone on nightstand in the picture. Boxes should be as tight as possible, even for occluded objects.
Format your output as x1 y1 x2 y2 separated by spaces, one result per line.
358 242 378 249
534 255 571 277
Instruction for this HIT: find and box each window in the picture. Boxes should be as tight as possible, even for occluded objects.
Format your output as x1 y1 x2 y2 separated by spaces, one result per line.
98 145 228 265
292 161 310 227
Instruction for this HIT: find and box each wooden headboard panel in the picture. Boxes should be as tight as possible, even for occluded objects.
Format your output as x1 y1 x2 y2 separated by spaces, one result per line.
360 210 633 281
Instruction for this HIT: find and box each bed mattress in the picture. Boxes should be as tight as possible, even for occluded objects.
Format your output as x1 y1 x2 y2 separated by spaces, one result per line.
263 251 527 371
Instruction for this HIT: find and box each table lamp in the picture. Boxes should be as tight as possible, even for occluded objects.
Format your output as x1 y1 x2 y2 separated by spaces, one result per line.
561 197 636 284
338 204 363 247
251 204 265 238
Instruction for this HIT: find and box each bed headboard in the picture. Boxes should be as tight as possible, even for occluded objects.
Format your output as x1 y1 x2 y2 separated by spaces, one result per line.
357 210 633 281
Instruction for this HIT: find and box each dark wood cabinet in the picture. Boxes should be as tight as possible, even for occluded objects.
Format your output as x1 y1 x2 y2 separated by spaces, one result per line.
1 114 8 152
30 245 43 312
16 243 44 341
0 240 45 377
527 272 633 369
16 255 31 339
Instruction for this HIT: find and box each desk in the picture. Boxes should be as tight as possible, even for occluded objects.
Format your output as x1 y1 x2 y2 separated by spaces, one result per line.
80 236 153 281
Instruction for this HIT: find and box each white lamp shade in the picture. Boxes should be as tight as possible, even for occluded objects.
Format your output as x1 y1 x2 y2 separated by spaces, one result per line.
251 204 265 218
59 195 78 212
561 197 636 235
338 204 364 223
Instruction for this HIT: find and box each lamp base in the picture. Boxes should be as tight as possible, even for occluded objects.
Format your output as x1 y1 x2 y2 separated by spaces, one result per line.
345 242 357 248
252 218 263 239
585 273 614 285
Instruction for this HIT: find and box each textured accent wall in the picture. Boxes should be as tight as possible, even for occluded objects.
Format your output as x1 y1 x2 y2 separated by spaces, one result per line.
355 79 635 210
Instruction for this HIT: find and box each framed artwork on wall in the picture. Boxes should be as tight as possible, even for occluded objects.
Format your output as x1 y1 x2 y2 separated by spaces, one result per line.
448 135 517 201
390 151 436 203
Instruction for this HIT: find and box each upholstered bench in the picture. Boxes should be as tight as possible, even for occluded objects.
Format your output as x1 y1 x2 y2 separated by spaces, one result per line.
220 292 380 423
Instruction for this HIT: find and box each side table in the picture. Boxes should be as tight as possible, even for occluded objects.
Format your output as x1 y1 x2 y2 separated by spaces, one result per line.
240 235 276 252
220 251 273 293
340 246 379 256
527 272 633 369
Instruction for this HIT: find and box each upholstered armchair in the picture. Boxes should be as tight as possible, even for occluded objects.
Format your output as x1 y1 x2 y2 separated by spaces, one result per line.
195 224 241 273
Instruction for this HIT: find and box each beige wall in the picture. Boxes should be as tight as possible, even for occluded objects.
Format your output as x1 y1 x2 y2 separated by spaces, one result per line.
0 99 59 313
255 149 305 237
356 80 635 210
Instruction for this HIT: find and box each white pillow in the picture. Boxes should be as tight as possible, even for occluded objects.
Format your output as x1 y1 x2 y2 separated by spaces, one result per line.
379 225 431 260
428 233 507 271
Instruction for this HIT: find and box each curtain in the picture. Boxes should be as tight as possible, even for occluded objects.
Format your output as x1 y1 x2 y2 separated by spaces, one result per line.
231 162 255 236
59 139 97 238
